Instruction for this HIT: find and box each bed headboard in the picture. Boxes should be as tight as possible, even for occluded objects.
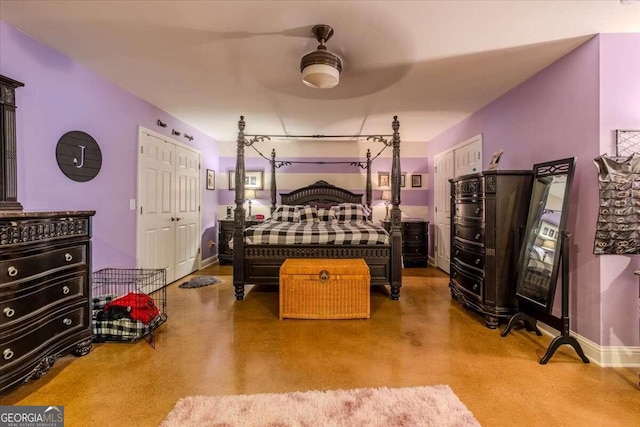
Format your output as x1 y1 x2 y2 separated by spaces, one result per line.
280 180 362 208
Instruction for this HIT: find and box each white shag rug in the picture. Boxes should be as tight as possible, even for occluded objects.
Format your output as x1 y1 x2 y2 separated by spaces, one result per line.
160 385 480 427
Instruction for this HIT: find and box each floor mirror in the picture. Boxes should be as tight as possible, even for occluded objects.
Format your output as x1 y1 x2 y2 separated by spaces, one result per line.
501 157 589 364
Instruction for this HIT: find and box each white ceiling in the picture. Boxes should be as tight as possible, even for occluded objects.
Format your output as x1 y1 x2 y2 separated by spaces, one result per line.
2 1 639 142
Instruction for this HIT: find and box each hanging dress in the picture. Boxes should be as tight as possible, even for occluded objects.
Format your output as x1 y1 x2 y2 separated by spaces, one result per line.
593 153 640 254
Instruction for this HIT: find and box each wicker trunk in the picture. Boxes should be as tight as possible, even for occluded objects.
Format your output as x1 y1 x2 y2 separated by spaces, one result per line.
279 258 371 319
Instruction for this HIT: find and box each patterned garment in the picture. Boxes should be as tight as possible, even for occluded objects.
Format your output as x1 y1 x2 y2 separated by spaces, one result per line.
593 153 640 254
244 220 390 246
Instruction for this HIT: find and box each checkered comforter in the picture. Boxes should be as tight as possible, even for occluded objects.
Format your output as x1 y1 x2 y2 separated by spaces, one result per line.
244 221 390 246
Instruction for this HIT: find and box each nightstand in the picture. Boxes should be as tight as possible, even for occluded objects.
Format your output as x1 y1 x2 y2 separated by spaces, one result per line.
380 219 429 267
217 218 262 264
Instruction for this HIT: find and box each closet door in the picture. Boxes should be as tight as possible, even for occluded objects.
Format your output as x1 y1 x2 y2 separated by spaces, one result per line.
137 129 201 284
174 145 200 279
138 132 176 281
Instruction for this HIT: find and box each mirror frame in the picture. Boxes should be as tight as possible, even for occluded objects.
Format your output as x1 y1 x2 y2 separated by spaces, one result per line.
515 157 576 312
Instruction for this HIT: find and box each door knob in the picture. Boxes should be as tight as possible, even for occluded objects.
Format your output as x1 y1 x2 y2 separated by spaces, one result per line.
170 217 176 221
176 217 183 221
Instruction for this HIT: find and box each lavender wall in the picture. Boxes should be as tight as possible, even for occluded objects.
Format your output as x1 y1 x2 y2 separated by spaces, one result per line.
598 34 640 347
428 36 607 344
0 21 219 271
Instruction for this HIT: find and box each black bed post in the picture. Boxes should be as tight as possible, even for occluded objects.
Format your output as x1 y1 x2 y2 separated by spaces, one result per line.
233 116 247 300
270 149 277 214
390 116 402 300
366 149 372 220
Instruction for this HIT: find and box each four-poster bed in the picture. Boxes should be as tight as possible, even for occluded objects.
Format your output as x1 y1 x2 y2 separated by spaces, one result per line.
231 116 403 301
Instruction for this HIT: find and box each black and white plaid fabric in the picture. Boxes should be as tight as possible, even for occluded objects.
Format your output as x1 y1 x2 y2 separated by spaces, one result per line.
297 205 318 222
317 207 336 222
332 204 368 222
271 205 299 222
245 220 389 245
92 311 167 342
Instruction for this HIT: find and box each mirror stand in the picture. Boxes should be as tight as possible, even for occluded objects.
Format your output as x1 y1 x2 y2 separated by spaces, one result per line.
502 231 589 364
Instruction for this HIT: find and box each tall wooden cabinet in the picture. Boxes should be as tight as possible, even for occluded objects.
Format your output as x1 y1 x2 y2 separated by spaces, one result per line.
449 170 532 328
0 211 95 393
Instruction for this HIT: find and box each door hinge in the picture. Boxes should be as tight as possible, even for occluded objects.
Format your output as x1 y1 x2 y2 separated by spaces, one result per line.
141 146 144 154
140 206 143 215
435 206 437 213
434 166 437 173
198 205 201 212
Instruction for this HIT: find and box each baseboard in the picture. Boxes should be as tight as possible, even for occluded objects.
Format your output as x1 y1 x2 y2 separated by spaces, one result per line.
200 255 219 269
428 256 436 267
537 324 640 367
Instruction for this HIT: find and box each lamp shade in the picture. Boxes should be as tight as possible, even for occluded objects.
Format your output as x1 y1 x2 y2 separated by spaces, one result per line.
301 63 340 89
381 190 392 201
245 189 256 200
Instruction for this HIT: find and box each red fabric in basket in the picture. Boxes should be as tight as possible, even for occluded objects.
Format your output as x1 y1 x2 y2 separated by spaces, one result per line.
104 292 159 324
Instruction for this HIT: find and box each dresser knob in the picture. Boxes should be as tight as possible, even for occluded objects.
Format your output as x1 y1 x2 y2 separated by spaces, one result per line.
473 284 478 291
64 253 73 262
7 266 18 277
455 250 459 256
475 208 481 214
3 307 15 318
475 258 480 265
475 233 481 240
63 318 73 326
3 349 14 360
62 286 70 295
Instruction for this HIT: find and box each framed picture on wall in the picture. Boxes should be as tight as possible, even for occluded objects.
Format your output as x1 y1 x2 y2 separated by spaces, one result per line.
400 173 406 188
228 170 264 190
206 169 215 190
378 171 390 187
411 174 422 188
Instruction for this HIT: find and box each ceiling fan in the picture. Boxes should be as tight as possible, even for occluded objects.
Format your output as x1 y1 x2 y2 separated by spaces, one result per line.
299 24 343 89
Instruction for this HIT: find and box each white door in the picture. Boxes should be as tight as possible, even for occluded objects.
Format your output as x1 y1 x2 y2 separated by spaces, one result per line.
434 151 454 273
137 129 201 284
174 145 200 279
454 136 482 176
433 134 483 273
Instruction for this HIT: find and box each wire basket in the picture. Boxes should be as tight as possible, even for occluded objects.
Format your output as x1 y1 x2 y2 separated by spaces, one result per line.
91 268 167 347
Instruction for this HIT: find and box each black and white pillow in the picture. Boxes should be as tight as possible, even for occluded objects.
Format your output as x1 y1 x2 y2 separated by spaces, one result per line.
297 205 318 222
271 205 299 222
317 207 336 222
332 203 368 222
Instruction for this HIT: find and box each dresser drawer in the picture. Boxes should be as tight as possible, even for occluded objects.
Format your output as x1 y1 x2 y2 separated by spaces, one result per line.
453 244 484 272
453 223 484 246
0 303 88 372
454 200 484 220
0 272 86 330
0 245 86 283
451 264 483 298
453 177 484 197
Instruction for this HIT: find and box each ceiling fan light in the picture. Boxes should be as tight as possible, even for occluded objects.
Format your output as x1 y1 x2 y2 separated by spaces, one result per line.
301 63 340 89
299 25 342 89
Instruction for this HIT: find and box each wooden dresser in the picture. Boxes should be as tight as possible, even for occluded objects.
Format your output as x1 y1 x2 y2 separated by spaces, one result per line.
0 210 95 393
449 171 532 328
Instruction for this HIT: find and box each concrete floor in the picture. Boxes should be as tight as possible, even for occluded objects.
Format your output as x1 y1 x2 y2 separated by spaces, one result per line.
1 265 638 426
